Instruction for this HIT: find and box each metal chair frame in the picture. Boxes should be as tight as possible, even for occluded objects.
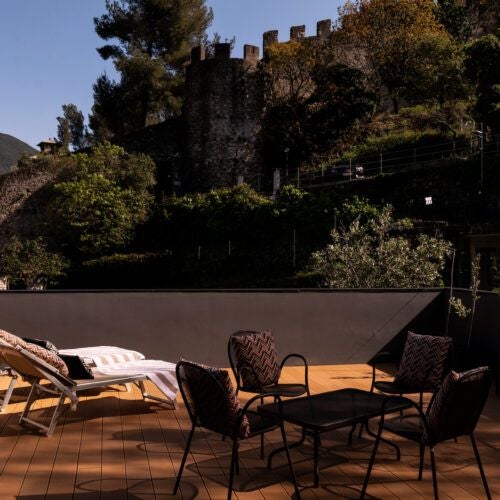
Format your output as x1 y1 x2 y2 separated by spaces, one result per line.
173 360 301 500
361 368 492 500
227 329 310 397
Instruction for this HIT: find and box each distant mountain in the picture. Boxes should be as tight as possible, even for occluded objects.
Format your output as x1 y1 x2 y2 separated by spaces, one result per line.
0 133 37 175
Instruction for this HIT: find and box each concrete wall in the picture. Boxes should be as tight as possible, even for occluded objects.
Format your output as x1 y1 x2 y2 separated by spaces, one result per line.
0 289 442 366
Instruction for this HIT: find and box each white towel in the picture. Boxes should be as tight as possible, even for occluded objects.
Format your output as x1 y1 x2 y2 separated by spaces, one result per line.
58 346 145 367
92 359 178 401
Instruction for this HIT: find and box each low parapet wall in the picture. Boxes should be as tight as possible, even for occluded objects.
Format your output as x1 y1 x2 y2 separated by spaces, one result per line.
0 289 444 366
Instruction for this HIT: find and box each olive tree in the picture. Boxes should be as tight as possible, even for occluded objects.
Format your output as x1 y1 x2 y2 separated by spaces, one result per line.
309 207 452 288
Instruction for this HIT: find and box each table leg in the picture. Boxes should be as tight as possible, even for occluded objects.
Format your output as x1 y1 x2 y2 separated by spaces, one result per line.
267 426 307 469
313 431 320 487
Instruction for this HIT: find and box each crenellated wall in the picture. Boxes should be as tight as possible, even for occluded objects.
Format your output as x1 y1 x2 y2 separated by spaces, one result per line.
183 20 332 192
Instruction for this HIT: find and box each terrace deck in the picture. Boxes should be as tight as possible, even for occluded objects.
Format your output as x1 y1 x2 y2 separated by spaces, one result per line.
0 364 498 499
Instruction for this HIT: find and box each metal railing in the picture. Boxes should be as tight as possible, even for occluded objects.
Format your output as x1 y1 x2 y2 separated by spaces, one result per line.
276 134 500 189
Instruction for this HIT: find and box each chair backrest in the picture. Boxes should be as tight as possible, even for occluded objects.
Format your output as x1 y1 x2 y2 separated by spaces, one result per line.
227 330 280 391
176 360 250 438
0 342 74 385
395 332 453 390
426 366 491 444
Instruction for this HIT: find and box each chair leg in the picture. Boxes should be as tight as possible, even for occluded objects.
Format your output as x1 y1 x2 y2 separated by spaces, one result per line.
419 391 424 411
279 422 301 499
348 423 356 445
360 419 383 499
0 375 17 412
235 441 240 475
173 424 195 495
418 440 425 480
430 447 439 500
358 420 365 439
471 433 491 500
260 433 264 459
228 439 239 500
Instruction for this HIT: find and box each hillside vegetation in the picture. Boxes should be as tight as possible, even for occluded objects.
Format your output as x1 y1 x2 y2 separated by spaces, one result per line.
0 0 498 289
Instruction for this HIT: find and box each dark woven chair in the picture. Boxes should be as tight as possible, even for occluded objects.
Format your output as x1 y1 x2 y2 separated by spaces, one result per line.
370 332 454 410
353 332 453 444
173 360 300 500
227 330 309 398
361 366 492 500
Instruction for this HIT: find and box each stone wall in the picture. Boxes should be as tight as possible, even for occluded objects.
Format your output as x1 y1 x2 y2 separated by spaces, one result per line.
183 43 263 191
183 20 332 192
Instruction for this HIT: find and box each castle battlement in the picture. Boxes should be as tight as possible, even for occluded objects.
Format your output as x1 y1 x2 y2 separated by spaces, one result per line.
263 19 332 51
190 43 260 65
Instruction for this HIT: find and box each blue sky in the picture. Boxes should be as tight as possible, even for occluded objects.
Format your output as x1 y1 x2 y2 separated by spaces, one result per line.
0 0 341 148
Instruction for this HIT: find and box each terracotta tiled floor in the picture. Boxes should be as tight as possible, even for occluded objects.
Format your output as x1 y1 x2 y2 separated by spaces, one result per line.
0 364 498 499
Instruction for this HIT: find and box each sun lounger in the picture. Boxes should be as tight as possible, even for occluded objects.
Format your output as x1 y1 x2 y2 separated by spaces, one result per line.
0 342 178 436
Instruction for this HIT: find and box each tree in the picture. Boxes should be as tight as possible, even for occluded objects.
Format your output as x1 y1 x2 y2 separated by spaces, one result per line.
91 0 213 139
435 0 472 42
57 104 87 151
464 32 500 132
309 207 452 288
261 43 376 170
0 237 68 289
50 143 156 256
408 35 468 106
334 0 450 112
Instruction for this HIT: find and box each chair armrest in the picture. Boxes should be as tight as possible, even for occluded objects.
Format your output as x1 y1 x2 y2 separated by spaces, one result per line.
279 353 309 390
233 393 284 439
371 351 397 392
378 396 431 441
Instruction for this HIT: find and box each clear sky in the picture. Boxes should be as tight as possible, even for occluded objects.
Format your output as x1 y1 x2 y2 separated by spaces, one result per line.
0 0 341 148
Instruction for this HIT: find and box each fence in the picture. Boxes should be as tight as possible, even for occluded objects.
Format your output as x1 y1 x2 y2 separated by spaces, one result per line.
275 133 500 190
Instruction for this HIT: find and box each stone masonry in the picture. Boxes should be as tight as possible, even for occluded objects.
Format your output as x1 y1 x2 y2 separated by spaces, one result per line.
183 20 332 192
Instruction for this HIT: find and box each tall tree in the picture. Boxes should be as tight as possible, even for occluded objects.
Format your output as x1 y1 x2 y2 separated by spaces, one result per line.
261 40 376 169
57 104 87 151
435 0 472 42
50 143 157 256
91 0 213 140
465 32 500 133
333 0 449 112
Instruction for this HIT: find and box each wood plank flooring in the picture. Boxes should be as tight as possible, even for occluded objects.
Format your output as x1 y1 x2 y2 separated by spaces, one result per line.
0 364 497 499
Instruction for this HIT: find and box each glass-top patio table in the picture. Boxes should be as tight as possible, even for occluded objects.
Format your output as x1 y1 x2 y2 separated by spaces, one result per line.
259 388 412 487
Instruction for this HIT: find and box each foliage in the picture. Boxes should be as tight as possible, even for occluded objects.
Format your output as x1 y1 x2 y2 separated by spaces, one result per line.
50 143 156 256
264 40 319 105
408 36 468 106
309 206 452 288
464 32 500 132
90 0 213 139
334 0 452 112
57 104 88 151
204 32 236 57
261 43 376 170
0 237 68 288
435 0 472 42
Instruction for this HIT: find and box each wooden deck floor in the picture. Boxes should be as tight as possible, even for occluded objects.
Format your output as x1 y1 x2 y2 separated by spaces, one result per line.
0 364 498 499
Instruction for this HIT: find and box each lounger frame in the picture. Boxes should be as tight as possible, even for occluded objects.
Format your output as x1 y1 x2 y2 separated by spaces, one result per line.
0 343 176 436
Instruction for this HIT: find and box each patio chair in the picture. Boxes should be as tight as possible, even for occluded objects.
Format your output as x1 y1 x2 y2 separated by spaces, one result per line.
0 342 177 436
370 332 454 410
361 366 492 500
173 360 300 500
353 332 454 444
227 330 309 398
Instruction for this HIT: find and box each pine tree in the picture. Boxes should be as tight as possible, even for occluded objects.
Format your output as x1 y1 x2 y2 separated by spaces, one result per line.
91 0 213 140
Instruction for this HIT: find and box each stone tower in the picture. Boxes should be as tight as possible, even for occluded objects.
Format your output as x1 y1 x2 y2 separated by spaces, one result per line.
184 43 263 191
